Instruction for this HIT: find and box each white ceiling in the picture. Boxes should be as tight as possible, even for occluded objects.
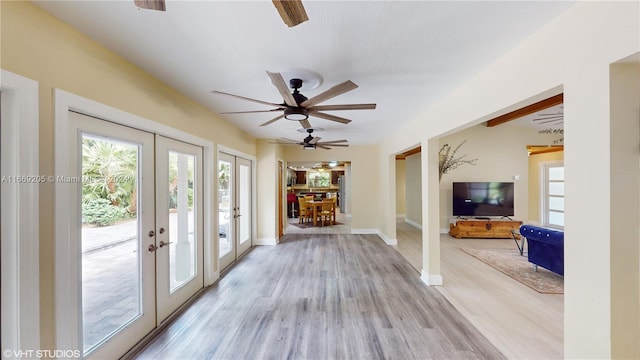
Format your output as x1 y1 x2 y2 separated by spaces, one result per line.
34 0 572 145
508 104 564 130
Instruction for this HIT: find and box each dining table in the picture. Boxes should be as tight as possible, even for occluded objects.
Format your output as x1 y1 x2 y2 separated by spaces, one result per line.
306 199 335 226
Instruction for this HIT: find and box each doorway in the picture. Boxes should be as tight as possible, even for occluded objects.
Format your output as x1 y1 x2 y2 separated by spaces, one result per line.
74 112 204 358
218 152 253 270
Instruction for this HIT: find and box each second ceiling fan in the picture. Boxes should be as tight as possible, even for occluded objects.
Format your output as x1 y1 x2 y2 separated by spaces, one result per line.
270 129 349 150
212 71 376 129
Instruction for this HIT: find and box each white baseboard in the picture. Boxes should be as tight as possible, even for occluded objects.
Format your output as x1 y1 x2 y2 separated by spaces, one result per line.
377 232 398 246
405 218 422 230
351 228 397 246
420 270 443 286
254 238 277 246
396 213 406 219
440 228 449 234
351 228 378 234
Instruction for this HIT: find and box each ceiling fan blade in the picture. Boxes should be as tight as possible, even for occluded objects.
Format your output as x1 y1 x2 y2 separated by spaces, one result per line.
309 136 321 145
220 109 283 114
309 111 352 124
270 138 301 145
134 0 166 11
316 144 331 150
299 119 312 129
534 115 564 119
300 80 358 108
260 114 285 127
317 139 348 144
308 104 376 111
538 119 565 125
266 71 297 107
272 0 308 27
211 90 282 108
319 143 349 147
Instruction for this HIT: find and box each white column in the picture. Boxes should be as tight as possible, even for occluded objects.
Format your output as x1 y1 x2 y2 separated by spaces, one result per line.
421 138 442 285
564 59 640 358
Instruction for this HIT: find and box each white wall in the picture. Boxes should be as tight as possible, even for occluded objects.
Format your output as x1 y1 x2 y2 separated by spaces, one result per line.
438 124 557 229
395 160 406 215
405 153 422 227
378 2 639 357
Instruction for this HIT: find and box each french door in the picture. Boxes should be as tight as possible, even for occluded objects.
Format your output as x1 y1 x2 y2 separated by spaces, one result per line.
155 136 204 322
75 112 203 358
218 153 252 270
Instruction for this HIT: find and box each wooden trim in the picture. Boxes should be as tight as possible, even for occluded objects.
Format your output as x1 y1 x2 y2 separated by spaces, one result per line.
396 146 421 160
527 145 564 155
486 94 563 127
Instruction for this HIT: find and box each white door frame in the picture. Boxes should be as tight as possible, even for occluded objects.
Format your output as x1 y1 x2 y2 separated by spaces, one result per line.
54 89 216 354
0 70 41 354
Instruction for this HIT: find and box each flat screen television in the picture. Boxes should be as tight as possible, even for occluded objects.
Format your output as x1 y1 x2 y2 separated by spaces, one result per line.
452 182 514 217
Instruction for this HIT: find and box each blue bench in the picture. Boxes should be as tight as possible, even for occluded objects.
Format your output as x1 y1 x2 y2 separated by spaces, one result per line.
519 225 564 276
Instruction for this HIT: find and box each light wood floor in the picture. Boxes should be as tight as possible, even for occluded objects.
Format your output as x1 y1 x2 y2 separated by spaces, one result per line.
134 233 504 359
395 220 564 360
133 217 561 359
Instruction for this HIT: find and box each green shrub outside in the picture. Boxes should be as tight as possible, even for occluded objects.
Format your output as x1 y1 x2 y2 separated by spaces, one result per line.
82 198 128 226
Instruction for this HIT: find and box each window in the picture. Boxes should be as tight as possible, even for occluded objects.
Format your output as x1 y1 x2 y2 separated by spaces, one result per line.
307 171 330 188
542 162 564 229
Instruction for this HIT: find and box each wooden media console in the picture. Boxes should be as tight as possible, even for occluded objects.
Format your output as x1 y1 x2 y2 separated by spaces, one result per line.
449 219 522 239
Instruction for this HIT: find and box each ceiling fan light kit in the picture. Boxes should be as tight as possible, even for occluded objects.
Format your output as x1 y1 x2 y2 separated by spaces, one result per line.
284 107 309 121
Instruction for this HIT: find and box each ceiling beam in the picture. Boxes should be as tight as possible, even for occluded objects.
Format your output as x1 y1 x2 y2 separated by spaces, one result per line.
396 146 421 160
527 145 564 156
486 94 563 127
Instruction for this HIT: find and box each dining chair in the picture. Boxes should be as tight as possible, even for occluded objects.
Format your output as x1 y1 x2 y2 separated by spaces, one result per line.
318 198 335 226
297 196 312 224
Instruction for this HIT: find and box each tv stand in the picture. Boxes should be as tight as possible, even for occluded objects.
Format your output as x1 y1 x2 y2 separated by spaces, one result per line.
475 216 491 220
449 219 522 239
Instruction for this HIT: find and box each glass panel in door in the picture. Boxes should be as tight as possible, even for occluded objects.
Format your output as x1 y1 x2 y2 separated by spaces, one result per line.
155 136 204 323
168 151 196 293
81 136 141 353
236 157 252 255
218 157 233 260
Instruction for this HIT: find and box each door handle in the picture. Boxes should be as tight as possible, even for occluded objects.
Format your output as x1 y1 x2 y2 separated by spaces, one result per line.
148 244 158 253
158 240 173 248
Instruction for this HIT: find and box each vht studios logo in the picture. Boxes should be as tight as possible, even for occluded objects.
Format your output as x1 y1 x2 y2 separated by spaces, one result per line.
3 349 81 358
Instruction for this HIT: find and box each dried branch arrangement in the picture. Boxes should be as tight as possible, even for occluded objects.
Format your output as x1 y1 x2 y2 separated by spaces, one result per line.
438 140 478 181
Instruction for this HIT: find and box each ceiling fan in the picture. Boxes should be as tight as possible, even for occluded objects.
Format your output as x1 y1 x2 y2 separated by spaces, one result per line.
134 0 309 27
211 71 376 129
270 129 349 150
